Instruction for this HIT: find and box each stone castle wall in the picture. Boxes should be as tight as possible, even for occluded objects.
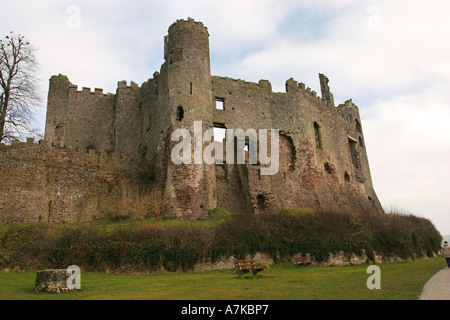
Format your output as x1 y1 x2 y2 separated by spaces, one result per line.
1 18 383 225
211 76 381 215
0 139 139 224
45 75 116 154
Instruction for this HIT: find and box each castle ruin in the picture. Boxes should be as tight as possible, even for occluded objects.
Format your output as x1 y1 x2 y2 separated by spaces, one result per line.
0 18 383 224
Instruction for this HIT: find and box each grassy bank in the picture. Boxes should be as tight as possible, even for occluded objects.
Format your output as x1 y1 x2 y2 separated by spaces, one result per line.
0 257 444 300
0 209 442 273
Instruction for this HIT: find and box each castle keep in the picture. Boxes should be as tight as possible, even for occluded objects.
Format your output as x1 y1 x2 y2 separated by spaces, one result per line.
0 18 382 224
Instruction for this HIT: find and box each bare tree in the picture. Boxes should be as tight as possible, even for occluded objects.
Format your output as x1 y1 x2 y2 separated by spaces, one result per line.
0 32 42 143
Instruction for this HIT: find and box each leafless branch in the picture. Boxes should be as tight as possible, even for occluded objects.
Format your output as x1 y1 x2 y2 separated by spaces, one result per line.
0 32 42 143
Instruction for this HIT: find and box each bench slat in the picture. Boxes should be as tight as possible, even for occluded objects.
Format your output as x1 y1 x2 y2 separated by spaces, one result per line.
293 256 311 265
234 260 265 278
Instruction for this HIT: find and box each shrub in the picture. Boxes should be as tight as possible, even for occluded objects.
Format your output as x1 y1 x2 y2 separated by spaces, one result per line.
0 208 442 272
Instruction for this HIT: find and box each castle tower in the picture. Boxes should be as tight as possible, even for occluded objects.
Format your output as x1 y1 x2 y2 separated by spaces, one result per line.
45 75 72 148
160 18 216 219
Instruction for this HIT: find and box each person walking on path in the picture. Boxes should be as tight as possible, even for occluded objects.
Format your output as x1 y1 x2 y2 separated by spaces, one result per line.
443 241 450 268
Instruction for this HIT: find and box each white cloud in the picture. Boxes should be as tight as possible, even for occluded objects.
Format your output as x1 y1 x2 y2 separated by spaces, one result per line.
364 85 450 234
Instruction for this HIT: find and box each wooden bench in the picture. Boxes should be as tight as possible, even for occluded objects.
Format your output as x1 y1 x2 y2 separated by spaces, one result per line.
293 256 311 266
234 260 265 278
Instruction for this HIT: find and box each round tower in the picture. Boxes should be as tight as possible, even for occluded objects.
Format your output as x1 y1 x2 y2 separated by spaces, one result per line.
163 18 216 220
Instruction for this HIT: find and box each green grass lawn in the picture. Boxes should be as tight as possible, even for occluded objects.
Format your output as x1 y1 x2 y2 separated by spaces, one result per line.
0 257 445 300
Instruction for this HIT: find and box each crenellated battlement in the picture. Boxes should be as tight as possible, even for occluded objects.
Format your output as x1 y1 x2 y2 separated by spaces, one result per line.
212 76 273 92
285 77 334 109
169 17 209 34
69 86 114 97
0 138 130 169
118 80 140 90
212 74 355 124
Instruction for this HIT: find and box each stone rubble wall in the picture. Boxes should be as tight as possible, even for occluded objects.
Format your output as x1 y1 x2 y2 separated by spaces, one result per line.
0 139 136 225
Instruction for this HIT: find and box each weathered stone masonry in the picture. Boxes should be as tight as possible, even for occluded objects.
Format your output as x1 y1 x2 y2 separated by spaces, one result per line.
0 139 144 224
0 18 383 224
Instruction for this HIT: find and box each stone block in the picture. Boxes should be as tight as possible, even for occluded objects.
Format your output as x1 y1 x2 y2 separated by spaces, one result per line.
35 269 73 293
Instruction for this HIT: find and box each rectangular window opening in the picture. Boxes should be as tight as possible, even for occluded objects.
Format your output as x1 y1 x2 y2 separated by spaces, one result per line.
213 125 227 164
215 98 225 110
314 122 322 149
213 126 227 143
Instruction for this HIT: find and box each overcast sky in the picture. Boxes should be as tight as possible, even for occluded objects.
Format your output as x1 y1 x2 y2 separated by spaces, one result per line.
1 0 449 235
